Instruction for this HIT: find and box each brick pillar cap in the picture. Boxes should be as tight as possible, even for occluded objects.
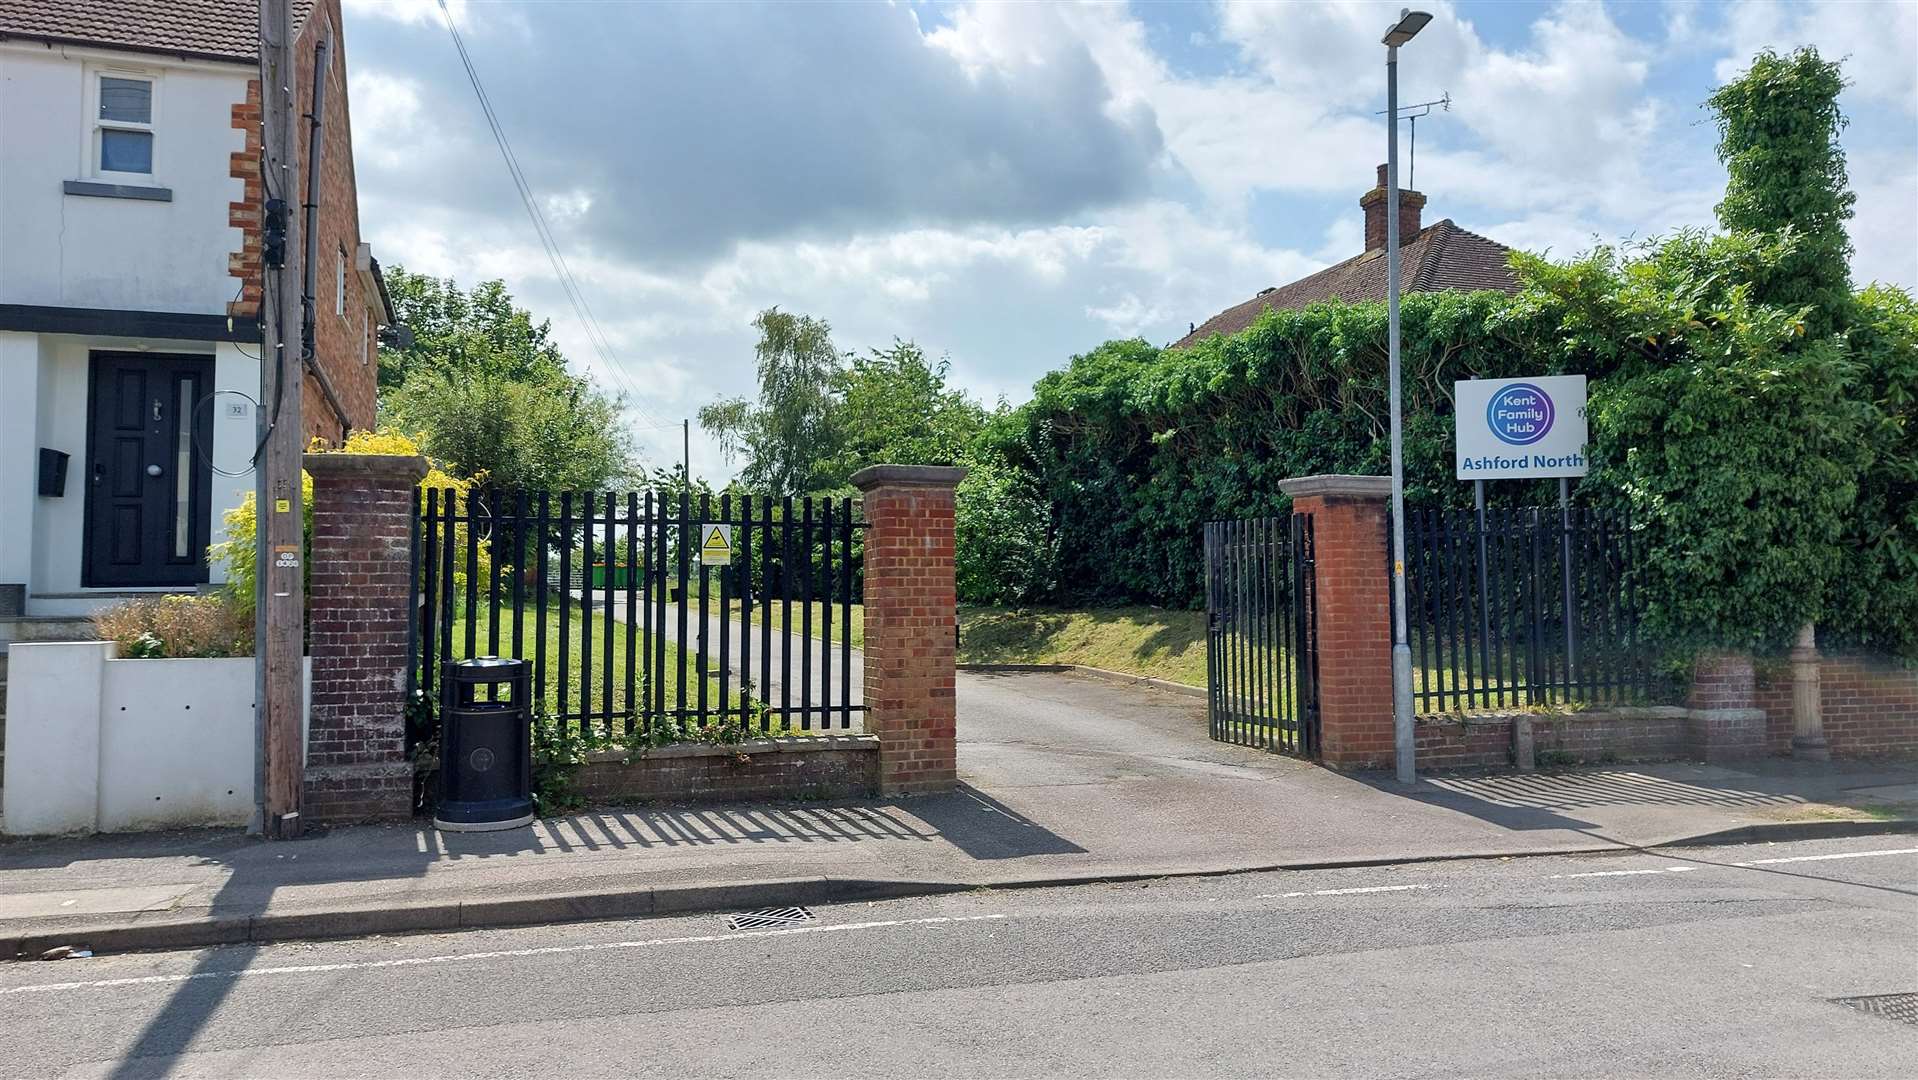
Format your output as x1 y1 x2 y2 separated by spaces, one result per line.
302 452 429 482
850 464 967 491
1279 474 1391 500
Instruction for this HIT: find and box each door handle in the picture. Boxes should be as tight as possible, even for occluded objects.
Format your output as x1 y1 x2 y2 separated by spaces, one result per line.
146 464 163 478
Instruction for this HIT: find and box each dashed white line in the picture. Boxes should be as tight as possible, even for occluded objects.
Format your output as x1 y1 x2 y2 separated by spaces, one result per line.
1550 866 1698 880
1258 884 1435 899
1733 846 1918 867
0 914 1007 996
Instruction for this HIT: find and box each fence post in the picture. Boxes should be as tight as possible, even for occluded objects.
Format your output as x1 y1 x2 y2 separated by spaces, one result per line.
851 464 965 796
304 451 428 822
1279 474 1396 770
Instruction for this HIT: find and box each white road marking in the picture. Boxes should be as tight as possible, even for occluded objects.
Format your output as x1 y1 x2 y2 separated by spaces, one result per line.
1258 884 1435 899
1550 867 1698 880
1733 846 1918 867
0 914 1007 997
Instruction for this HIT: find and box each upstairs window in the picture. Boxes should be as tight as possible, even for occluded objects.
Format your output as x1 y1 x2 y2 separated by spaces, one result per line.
335 249 347 316
94 72 156 178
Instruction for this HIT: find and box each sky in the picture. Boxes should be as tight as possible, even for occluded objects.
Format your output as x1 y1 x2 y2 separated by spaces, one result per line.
338 0 1918 481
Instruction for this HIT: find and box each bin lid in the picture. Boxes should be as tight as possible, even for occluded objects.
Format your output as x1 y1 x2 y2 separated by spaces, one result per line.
450 656 523 670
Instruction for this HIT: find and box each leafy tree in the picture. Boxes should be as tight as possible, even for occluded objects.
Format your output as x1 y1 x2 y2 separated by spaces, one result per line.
826 340 987 482
374 269 637 493
1708 48 1854 336
384 373 635 493
700 309 845 495
378 270 572 392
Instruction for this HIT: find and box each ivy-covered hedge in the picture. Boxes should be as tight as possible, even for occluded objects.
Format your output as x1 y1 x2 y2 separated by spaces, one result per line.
983 256 1916 658
987 289 1550 609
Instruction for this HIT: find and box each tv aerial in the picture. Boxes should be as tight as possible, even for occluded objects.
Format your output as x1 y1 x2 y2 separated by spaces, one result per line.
1375 91 1451 189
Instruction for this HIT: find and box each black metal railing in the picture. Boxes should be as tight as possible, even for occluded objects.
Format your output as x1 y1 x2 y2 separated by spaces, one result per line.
1401 505 1674 714
1203 514 1319 756
416 488 865 741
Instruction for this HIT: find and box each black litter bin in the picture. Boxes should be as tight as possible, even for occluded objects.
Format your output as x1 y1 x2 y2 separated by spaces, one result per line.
433 657 535 832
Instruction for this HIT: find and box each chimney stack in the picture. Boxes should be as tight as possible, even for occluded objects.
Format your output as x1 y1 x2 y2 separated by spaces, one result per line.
1360 163 1425 252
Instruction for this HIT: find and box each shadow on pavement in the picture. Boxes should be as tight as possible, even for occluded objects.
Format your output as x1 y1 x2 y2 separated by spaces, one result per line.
903 784 1088 861
1351 766 1824 834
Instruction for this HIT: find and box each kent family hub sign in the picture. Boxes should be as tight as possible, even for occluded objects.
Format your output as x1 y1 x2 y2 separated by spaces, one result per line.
1454 375 1589 480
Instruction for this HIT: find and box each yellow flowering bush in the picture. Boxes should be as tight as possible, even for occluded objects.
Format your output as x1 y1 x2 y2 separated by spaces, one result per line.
207 427 489 626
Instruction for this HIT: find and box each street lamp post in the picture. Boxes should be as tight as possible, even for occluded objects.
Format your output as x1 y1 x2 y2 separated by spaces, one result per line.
1383 8 1430 785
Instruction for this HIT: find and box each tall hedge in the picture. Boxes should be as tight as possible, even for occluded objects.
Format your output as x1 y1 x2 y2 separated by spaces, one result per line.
984 258 1914 655
987 290 1551 607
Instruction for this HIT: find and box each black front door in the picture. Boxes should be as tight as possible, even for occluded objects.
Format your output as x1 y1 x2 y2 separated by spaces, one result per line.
84 351 215 587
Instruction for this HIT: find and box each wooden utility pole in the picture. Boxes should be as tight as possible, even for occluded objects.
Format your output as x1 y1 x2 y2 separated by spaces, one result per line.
257 0 306 839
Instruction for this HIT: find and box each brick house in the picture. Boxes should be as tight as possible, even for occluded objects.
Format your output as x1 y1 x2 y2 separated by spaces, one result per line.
0 0 390 620
1174 165 1520 348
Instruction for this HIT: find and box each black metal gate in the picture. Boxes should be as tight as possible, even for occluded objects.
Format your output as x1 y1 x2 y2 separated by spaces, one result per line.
1203 514 1318 756
1400 506 1674 714
413 488 865 745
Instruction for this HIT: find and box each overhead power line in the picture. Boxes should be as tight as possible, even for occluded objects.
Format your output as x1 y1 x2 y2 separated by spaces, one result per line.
433 0 674 432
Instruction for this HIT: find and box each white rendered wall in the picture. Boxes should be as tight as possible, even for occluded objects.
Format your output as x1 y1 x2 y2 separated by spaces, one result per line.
0 332 40 585
3 643 312 835
0 43 248 314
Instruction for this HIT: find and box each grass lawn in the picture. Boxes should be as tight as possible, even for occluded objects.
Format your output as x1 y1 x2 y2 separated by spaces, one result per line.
958 606 1209 687
449 601 735 728
701 598 1572 704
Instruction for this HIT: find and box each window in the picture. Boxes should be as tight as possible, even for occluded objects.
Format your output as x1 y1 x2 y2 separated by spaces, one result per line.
93 72 156 178
335 249 347 317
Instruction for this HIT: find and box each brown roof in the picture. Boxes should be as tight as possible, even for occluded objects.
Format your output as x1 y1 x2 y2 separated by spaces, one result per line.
1172 219 1519 348
0 0 314 64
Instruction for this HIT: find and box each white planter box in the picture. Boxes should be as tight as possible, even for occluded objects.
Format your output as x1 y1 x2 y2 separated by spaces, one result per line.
3 642 309 835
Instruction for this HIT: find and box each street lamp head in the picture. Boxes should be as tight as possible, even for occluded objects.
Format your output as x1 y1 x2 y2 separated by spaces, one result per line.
1382 9 1433 47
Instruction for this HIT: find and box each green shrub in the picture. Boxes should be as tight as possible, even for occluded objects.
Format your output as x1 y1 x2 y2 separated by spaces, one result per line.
956 456 1055 605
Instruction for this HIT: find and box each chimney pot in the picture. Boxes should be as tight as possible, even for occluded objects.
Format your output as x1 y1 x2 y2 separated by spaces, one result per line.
1360 162 1426 251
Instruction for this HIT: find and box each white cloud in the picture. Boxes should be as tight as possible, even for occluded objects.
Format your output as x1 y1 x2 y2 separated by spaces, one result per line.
1718 0 1918 113
340 0 468 28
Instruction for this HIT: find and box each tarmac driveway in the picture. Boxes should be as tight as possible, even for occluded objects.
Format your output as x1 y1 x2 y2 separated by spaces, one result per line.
957 670 1301 790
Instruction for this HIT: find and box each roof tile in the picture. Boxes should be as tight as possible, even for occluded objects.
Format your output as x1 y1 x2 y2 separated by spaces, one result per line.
1172 220 1519 348
0 0 315 64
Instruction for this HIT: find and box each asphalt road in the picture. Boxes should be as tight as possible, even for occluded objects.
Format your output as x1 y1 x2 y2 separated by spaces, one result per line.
2 835 1913 1078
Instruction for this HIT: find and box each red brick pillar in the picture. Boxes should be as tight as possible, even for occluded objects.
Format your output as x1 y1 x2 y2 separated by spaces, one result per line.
1279 475 1395 770
852 464 965 796
303 452 427 822
1687 650 1766 762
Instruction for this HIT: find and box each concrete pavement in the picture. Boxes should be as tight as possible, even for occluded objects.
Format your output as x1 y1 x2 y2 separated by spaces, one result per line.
2 836 1914 1077
2 670 1912 958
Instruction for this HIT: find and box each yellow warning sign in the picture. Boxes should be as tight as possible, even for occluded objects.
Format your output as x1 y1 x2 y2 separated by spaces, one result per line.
699 523 733 566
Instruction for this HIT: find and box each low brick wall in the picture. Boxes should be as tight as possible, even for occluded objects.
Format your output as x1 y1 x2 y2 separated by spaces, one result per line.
1416 707 1692 770
1755 654 1918 759
572 736 879 804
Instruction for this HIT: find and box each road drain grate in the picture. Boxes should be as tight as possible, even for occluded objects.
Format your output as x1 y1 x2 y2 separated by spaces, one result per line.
1831 993 1918 1027
727 906 816 931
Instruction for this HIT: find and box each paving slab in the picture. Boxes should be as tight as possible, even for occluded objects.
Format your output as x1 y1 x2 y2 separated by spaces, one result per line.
2 670 1911 957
